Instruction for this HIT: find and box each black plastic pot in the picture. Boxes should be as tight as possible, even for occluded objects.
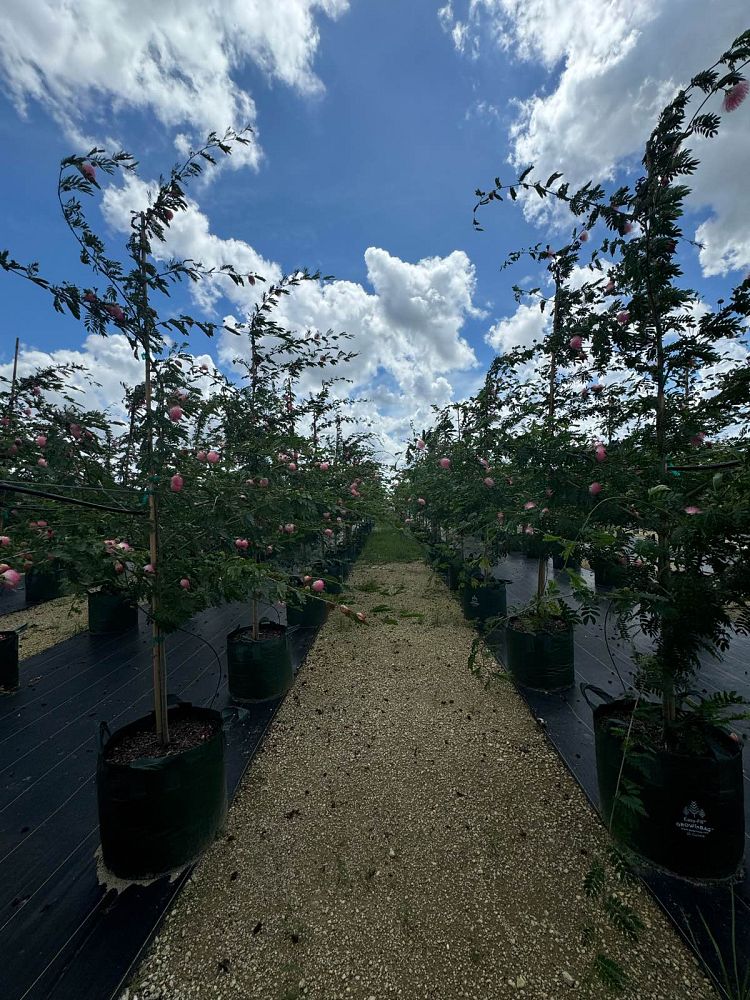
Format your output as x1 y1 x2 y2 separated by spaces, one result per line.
97 703 227 879
287 596 328 630
444 556 463 591
0 630 19 692
461 578 507 623
591 558 627 590
88 591 139 635
227 623 293 703
505 618 574 691
584 688 745 880
25 567 63 604
522 535 548 560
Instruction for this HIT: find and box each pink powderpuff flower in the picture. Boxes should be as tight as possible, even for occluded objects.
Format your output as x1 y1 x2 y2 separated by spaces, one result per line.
690 432 705 447
604 279 615 294
323 512 331 520
81 162 96 182
144 563 156 574
235 538 249 550
684 505 702 515
478 457 489 469
197 450 207 462
287 462 297 472
0 536 9 546
483 477 495 488
336 517 343 524
105 303 125 322
319 462 330 471
523 501 536 510
723 80 749 113
168 405 183 422
416 439 426 450
284 523 296 534
324 528 334 538
524 525 534 535
356 612 366 623
266 546 274 554
591 384 604 394
616 310 630 325
417 498 426 506
258 477 269 488
545 488 553 497
589 482 603 496
439 457 451 469
569 335 583 351
595 445 607 462
83 291 97 304
70 424 82 438
496 512 504 522
207 451 220 464
37 458 48 467
35 435 47 448
170 474 184 492
117 542 132 552
180 578 191 590
312 579 325 593
2 568 22 589
0 417 8 427
580 388 590 400
622 222 634 235
114 562 125 574
578 230 589 243
32 386 41 396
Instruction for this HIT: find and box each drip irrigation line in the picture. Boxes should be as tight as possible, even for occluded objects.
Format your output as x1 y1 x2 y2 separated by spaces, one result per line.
136 603 225 709
0 481 147 516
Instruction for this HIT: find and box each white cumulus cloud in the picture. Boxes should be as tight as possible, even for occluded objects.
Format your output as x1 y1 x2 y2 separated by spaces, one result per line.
441 0 750 279
0 0 349 168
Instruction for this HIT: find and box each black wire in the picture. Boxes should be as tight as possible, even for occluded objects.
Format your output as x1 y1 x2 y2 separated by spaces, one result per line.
136 602 226 709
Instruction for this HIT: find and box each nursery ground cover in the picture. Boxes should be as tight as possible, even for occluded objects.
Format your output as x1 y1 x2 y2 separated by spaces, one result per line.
481 552 750 987
0 595 323 1000
129 556 711 1000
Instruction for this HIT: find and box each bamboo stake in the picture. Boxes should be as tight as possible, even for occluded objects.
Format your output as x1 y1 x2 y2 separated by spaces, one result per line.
139 212 169 747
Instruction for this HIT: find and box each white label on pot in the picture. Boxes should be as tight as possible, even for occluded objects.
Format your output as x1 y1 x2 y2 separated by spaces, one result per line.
676 801 713 839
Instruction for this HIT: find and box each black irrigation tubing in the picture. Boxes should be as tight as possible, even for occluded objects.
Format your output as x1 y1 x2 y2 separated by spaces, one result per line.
0 481 147 516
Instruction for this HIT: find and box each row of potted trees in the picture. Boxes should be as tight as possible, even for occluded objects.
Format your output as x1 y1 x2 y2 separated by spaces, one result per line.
1 131 384 878
399 33 750 884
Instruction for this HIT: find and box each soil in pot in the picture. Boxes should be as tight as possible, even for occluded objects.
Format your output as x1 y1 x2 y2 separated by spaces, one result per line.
591 697 745 880
88 590 139 635
0 630 19 692
227 623 293 703
505 617 574 692
97 703 227 879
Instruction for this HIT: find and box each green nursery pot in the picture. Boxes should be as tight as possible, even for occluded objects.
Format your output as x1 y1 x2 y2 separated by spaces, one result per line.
227 623 294 703
88 590 139 635
97 703 227 879
584 688 745 880
505 618 574 692
25 567 63 604
460 578 507 623
0 630 20 692
287 596 329 630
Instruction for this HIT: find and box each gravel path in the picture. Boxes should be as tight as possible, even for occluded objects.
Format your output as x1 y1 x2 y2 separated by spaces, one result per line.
128 560 713 1000
0 594 86 661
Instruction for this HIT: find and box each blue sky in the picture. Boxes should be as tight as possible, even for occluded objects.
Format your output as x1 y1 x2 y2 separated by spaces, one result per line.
1 0 748 454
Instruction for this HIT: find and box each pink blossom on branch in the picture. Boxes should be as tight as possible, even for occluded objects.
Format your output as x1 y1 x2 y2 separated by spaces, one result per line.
723 80 749 113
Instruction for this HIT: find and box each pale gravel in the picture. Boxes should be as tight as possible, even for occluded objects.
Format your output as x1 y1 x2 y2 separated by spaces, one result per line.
127 559 714 1000
0 594 86 662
